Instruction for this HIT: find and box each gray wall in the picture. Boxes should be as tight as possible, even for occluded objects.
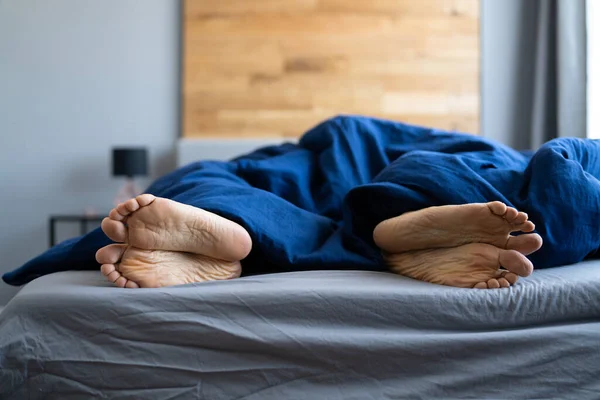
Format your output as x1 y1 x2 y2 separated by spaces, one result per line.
0 0 179 305
481 0 538 147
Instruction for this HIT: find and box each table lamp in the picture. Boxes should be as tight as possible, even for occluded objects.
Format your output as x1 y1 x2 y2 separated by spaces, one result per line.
112 147 148 206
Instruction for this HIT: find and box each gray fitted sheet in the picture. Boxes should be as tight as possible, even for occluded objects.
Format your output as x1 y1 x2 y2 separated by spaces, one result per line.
1 262 600 399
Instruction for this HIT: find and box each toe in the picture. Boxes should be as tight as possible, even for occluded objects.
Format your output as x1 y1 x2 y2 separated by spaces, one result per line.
124 198 141 213
502 272 519 285
116 198 143 216
105 269 122 283
101 217 128 243
135 194 156 207
498 249 534 277
505 233 543 255
100 263 116 275
474 281 488 289
125 280 140 289
114 276 128 288
117 201 135 217
96 244 128 264
487 278 500 289
504 207 519 222
520 221 536 233
487 201 508 216
497 277 511 288
513 212 528 225
109 208 127 221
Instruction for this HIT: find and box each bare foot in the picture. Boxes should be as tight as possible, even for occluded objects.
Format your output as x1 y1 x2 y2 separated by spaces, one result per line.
384 243 531 289
373 201 542 255
101 194 252 262
96 244 241 288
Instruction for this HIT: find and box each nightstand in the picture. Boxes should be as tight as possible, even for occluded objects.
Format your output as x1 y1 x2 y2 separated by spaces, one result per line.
49 215 105 248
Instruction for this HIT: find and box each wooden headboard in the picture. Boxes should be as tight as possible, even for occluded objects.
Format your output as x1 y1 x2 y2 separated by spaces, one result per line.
182 0 479 138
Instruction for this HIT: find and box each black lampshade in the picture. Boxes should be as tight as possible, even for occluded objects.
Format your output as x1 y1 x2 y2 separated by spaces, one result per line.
112 147 148 177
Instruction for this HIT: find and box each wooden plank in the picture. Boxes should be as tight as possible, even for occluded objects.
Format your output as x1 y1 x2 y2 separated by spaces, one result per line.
184 109 335 138
318 0 479 18
382 92 479 115
278 34 479 61
185 15 478 39
183 70 478 96
183 111 479 138
186 0 318 16
185 39 284 76
186 0 478 18
279 57 479 77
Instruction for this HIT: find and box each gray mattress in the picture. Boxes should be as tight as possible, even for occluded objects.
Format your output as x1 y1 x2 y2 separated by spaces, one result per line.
1 262 600 400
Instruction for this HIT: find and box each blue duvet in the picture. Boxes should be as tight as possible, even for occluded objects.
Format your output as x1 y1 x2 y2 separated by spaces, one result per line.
4 116 600 286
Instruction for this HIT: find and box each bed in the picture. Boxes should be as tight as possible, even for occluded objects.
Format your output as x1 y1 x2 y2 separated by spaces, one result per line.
1 261 599 399
4 127 600 399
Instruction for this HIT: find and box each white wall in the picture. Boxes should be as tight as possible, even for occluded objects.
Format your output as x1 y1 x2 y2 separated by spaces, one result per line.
0 0 179 305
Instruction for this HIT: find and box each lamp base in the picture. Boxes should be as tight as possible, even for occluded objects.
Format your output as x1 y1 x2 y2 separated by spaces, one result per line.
113 178 142 207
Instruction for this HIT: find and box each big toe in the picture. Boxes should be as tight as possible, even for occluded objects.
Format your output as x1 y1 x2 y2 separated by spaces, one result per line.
101 217 127 243
506 233 543 256
96 243 128 264
498 249 534 277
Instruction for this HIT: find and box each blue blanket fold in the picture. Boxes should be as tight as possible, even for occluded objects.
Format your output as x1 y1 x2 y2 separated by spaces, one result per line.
4 115 600 286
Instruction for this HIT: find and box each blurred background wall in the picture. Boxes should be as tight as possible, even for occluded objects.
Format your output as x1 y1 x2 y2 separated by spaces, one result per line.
0 0 179 304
